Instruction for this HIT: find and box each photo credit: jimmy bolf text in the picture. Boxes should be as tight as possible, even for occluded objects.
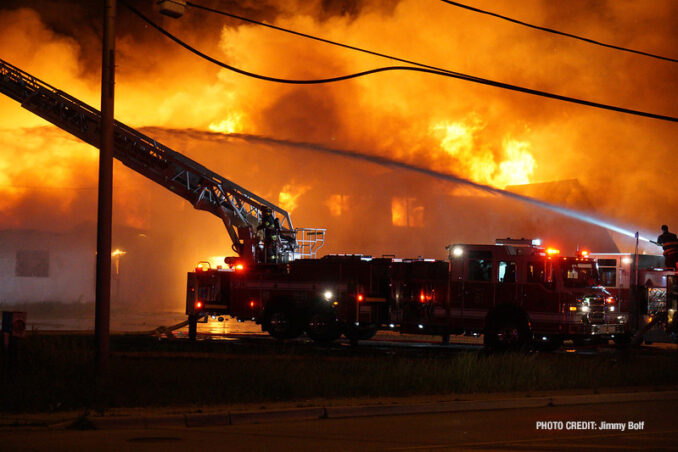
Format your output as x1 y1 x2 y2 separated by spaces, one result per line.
536 421 645 431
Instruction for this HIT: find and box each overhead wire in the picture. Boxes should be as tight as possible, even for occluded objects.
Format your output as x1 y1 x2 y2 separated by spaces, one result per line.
439 0 678 64
120 0 678 123
185 1 478 79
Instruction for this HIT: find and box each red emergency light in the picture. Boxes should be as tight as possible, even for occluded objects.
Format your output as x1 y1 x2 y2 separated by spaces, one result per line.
195 301 203 309
357 294 364 302
249 300 256 308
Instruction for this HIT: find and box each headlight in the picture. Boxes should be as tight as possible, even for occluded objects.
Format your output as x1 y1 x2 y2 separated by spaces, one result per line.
323 290 333 301
581 305 590 313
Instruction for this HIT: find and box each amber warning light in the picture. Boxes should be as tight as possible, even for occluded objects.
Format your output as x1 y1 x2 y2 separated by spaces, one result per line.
546 248 560 256
196 261 211 272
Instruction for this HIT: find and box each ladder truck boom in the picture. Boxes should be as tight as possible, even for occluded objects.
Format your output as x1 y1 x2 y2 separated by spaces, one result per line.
0 58 320 262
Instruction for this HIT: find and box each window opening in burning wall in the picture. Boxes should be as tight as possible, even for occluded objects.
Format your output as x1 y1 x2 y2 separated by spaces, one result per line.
326 194 349 217
15 250 49 277
391 197 424 228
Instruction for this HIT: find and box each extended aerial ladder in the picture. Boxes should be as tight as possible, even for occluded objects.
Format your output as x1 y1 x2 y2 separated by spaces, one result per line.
0 58 324 263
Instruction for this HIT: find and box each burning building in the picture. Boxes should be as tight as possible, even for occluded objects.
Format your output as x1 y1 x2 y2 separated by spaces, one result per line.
0 1 676 308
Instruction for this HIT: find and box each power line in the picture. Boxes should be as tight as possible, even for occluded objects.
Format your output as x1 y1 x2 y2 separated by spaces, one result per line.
439 0 678 64
120 0 678 123
185 1 475 79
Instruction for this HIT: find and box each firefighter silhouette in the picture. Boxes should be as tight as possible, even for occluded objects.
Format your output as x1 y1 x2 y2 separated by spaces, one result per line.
258 207 281 263
656 225 678 269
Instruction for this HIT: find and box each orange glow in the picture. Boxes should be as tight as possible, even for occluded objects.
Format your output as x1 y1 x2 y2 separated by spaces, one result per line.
234 263 245 271
111 249 126 258
580 250 589 257
546 248 560 256
196 261 213 272
278 183 310 213
606 297 615 304
195 301 203 309
0 0 674 273
325 194 349 217
420 293 426 303
208 113 244 134
357 294 364 302
249 300 255 308
569 306 577 311
391 197 424 228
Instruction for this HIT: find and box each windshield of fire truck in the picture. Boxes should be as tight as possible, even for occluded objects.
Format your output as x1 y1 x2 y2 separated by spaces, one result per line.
562 259 599 287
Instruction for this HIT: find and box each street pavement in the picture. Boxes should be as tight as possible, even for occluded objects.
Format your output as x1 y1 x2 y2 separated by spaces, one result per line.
1 394 677 451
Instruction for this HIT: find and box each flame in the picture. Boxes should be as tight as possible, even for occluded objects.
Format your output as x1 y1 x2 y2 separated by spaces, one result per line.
278 183 310 213
208 112 245 134
431 115 536 189
0 0 674 254
0 127 98 224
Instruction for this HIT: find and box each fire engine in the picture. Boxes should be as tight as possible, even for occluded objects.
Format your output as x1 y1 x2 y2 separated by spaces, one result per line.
589 252 678 343
186 238 625 350
0 58 651 351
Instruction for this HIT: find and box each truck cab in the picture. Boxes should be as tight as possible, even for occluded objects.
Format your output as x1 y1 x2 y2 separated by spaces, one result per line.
589 252 677 343
447 239 626 350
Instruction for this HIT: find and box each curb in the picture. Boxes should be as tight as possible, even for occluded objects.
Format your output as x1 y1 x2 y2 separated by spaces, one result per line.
88 390 678 430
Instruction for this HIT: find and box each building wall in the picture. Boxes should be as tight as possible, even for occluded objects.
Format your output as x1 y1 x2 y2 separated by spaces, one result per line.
0 228 95 304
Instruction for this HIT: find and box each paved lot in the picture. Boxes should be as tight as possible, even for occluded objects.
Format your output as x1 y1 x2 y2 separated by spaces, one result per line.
2 398 676 451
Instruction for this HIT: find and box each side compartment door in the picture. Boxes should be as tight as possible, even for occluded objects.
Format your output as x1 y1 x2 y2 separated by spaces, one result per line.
463 250 494 328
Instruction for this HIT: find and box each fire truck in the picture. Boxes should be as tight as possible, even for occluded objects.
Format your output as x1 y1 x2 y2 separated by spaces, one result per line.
589 252 678 343
186 239 627 350
0 58 637 350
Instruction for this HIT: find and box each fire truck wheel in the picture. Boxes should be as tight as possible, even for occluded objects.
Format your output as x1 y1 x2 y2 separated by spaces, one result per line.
343 324 378 343
357 325 378 340
534 336 563 352
264 306 303 340
306 310 341 343
484 315 531 352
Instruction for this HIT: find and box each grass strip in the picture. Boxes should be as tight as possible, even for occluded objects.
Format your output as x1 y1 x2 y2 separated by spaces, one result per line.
1 334 676 413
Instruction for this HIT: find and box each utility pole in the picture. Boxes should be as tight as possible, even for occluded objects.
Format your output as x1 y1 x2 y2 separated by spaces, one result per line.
95 0 116 379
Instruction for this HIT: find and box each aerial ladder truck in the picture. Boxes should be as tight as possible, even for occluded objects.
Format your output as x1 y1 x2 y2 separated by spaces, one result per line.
0 58 324 265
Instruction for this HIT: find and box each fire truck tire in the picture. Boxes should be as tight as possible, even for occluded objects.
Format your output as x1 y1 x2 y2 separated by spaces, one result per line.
484 313 531 352
357 325 378 340
344 324 378 343
534 336 563 352
306 309 341 343
264 306 303 340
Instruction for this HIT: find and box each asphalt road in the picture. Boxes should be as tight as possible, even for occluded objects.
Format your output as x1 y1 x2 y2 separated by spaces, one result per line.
2 398 676 451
